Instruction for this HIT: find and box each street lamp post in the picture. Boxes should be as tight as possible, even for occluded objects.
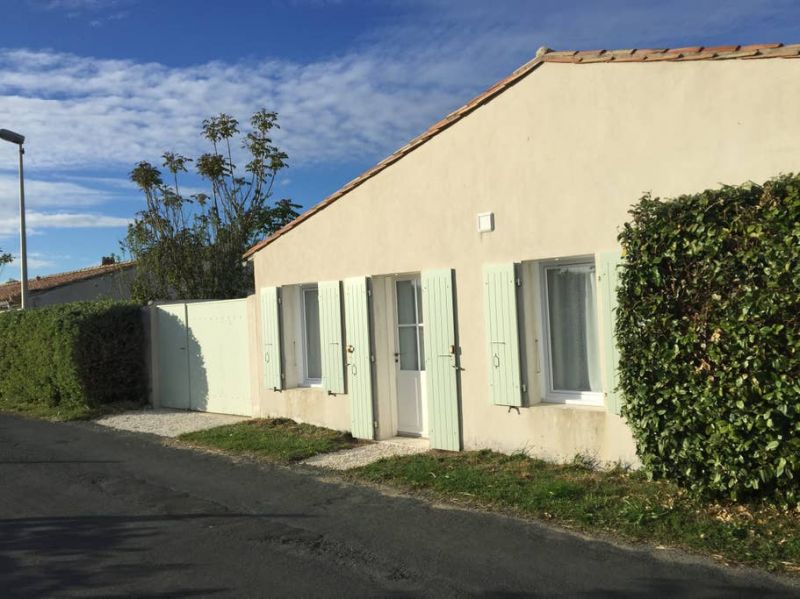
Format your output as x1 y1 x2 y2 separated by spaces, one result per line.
0 128 29 309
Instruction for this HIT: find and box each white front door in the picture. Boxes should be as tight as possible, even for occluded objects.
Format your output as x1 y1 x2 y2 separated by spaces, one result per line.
395 277 427 436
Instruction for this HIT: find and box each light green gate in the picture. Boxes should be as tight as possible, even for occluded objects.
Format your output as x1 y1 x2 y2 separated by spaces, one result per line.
155 299 252 416
156 303 190 410
185 299 251 415
421 268 461 451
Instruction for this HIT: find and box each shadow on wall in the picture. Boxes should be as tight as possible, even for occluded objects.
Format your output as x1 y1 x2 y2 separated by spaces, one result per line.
187 316 209 412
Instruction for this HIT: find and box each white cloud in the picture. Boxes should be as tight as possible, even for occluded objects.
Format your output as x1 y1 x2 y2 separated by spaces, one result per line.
0 48 466 171
0 175 109 208
0 211 129 236
3 0 798 176
5 251 58 271
2 0 797 269
0 174 132 241
39 0 114 9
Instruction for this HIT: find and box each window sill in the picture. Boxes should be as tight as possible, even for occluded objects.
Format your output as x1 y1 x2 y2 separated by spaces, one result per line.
282 384 324 393
532 401 606 413
543 391 604 408
299 381 323 389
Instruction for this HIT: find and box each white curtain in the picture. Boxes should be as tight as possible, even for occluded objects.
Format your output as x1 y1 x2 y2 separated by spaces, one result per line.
546 264 602 393
303 288 322 379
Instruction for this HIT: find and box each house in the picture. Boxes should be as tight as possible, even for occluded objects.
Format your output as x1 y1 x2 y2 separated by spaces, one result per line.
243 44 800 464
0 259 136 310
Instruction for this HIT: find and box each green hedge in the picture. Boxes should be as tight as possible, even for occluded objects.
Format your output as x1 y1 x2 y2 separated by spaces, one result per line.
0 301 146 418
617 174 800 503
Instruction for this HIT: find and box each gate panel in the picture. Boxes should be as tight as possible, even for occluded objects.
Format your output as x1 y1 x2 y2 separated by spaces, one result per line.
156 304 190 409
186 299 252 416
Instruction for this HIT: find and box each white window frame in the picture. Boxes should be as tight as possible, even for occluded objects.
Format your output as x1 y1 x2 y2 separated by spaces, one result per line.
539 258 604 406
299 284 322 387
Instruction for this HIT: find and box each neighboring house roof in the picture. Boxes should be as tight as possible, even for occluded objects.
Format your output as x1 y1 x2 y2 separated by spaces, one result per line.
243 43 800 259
0 261 135 304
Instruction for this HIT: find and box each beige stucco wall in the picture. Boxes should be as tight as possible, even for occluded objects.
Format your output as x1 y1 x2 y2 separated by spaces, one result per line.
249 59 800 464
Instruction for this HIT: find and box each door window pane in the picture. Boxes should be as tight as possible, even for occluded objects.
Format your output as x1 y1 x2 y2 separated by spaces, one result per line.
396 280 416 325
418 326 425 371
546 263 601 392
416 282 423 324
303 288 322 380
398 326 419 370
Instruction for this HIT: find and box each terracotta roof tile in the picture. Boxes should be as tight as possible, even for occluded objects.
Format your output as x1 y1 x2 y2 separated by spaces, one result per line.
644 52 686 61
741 43 783 51
632 48 668 55
677 52 722 61
705 44 741 53
670 46 704 54
577 54 615 64
0 261 135 304
243 42 800 259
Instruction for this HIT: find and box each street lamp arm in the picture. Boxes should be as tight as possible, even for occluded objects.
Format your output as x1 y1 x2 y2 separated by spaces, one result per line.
0 129 25 145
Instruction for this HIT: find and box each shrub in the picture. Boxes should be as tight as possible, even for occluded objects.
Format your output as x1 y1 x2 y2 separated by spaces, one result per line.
617 174 800 503
0 301 146 418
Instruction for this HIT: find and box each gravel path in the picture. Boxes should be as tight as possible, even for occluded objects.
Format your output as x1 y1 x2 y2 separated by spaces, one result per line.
95 408 248 437
303 436 429 470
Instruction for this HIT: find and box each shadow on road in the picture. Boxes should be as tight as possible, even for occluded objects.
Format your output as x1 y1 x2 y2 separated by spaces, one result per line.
0 460 122 464
0 512 307 597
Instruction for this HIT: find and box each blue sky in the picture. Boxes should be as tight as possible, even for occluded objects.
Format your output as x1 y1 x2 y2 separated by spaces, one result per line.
1 0 799 278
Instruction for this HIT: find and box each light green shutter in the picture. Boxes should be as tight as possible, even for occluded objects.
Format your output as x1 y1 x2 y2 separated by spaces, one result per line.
483 263 523 406
421 268 461 451
344 276 374 439
260 286 283 390
318 280 345 394
598 251 623 415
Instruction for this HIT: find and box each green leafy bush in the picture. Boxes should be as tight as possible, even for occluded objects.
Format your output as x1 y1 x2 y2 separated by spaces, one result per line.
617 174 800 502
0 301 146 418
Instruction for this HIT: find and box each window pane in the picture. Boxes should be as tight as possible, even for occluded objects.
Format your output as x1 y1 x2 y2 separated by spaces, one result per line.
546 264 601 392
304 288 322 380
398 326 419 370
396 280 416 325
418 326 425 371
416 281 423 324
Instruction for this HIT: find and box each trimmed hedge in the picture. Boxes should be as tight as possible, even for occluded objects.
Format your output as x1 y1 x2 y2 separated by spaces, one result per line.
0 301 146 418
617 174 800 502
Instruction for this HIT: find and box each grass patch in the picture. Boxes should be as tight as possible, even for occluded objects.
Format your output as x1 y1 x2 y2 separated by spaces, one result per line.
179 418 359 463
351 450 800 574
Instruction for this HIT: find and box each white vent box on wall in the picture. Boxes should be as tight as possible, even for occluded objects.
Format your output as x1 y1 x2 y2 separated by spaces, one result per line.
477 211 494 233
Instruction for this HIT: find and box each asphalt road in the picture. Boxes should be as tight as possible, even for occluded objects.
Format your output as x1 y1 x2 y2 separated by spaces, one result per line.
0 414 796 598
